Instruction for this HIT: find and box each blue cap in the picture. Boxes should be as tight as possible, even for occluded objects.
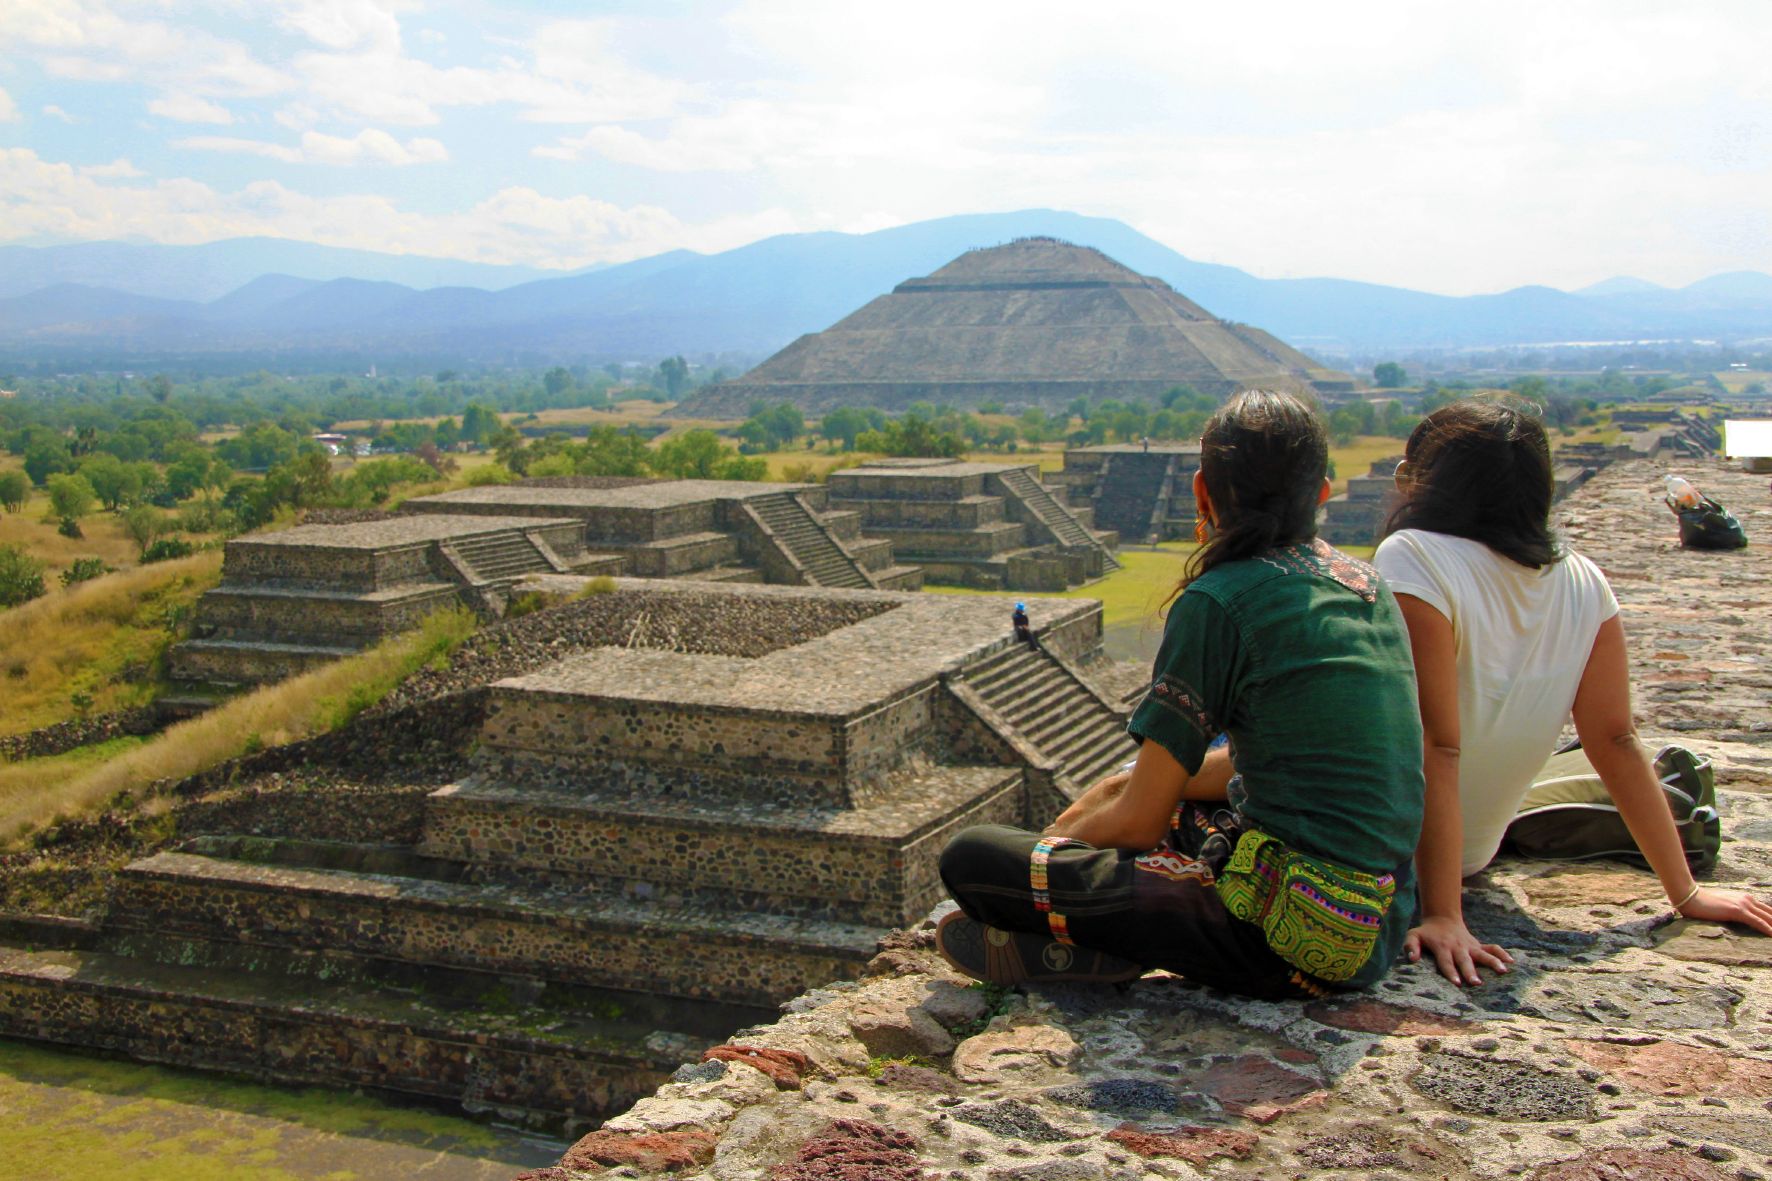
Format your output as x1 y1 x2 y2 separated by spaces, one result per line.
1015 602 1026 610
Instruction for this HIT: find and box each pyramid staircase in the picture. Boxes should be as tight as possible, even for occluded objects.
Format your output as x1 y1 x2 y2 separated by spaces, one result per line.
995 467 1121 572
748 492 873 589
957 643 1137 790
443 531 556 583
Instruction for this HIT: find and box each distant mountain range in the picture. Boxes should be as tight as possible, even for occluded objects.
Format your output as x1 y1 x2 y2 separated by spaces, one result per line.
2 211 1769 365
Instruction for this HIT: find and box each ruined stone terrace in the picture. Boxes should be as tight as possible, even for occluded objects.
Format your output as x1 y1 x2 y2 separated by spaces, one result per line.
527 457 1772 1181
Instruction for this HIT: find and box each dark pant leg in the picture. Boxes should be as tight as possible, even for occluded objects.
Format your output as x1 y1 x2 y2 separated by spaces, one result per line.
939 823 1319 1001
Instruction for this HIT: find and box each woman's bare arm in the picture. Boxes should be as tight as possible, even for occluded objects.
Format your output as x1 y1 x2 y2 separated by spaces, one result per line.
1573 616 1772 935
1395 593 1514 984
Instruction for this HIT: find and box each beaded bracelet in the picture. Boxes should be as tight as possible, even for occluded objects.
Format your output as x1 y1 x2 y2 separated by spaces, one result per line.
1030 836 1078 946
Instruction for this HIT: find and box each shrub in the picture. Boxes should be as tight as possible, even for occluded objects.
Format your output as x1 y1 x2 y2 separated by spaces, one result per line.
0 471 28 513
60 558 111 588
56 518 84 539
142 538 195 563
0 544 48 608
465 463 515 486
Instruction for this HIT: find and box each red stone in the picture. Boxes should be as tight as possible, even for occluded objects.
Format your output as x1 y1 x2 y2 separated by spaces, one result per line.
1306 999 1477 1036
1530 1148 1732 1180
1199 1055 1327 1124
1276 1047 1319 1064
1564 1038 1772 1099
770 1118 925 1180
704 1045 814 1090
560 1129 718 1172
1107 1123 1259 1164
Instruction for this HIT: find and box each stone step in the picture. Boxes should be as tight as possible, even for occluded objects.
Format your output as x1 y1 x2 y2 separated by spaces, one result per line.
872 565 925 591
677 564 765 584
108 850 884 1007
0 940 708 1127
422 765 1023 927
166 638 361 686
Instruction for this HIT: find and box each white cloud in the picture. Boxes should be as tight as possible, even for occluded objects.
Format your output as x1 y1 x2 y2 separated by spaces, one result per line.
275 0 405 54
80 157 143 178
41 104 79 123
0 87 18 123
0 147 781 268
175 128 448 166
149 93 234 125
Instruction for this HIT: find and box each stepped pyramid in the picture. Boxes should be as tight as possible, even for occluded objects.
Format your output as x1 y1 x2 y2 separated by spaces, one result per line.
675 238 1351 417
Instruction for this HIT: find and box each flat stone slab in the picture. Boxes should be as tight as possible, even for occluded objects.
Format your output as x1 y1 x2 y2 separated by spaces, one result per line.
834 461 1034 479
499 577 1098 717
229 514 576 550
408 481 811 513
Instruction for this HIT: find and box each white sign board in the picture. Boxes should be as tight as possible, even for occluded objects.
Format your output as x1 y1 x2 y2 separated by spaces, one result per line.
1723 420 1772 458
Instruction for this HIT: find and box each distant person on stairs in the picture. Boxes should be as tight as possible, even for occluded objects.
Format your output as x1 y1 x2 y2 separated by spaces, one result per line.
937 390 1426 997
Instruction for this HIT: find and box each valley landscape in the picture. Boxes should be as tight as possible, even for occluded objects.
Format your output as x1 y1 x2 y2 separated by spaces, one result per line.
2 4 1771 1179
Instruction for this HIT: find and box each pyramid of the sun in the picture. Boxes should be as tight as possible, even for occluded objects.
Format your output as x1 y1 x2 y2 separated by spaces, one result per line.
674 237 1352 417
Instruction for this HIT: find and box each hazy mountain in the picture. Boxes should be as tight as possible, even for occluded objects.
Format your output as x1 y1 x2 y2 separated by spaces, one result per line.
1574 276 1669 297
0 237 552 302
2 211 1770 363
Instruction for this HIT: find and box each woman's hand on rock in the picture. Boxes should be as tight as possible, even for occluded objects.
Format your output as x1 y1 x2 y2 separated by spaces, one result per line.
1676 886 1772 936
1405 915 1514 987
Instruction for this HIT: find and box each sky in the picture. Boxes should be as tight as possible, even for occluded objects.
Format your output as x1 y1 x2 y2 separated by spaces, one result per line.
1 0 1769 295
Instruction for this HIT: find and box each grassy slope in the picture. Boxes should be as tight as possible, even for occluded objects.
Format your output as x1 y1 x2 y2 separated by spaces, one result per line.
0 606 476 842
0 552 224 737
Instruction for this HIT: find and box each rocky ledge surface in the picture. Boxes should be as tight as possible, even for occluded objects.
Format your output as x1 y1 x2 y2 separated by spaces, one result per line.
525 457 1772 1181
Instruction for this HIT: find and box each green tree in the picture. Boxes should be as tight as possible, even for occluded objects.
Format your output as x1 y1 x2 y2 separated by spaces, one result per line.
0 543 47 608
0 470 28 513
121 504 166 559
149 373 174 403
1373 362 1407 389
820 407 872 451
657 355 690 399
544 367 573 398
23 440 71 486
46 472 96 527
460 403 499 446
78 453 143 511
652 429 765 480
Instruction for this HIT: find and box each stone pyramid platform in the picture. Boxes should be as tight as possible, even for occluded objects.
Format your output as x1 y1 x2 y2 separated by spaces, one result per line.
826 459 1119 590
0 578 1139 1128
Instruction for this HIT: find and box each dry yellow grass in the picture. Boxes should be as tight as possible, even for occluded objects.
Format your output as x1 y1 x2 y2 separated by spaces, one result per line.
0 552 224 736
0 606 477 843
0 485 150 578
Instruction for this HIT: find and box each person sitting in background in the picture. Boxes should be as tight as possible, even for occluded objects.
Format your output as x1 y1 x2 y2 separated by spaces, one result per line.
1373 400 1772 987
936 390 1425 997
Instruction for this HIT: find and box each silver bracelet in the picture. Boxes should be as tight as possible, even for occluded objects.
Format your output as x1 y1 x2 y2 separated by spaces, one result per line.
1672 883 1701 910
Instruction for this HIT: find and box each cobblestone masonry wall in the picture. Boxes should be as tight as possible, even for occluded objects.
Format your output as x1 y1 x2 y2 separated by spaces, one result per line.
0 960 666 1123
529 457 1772 1181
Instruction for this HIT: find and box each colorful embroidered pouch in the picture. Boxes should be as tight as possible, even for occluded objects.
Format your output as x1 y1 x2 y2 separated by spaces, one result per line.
1214 829 1395 983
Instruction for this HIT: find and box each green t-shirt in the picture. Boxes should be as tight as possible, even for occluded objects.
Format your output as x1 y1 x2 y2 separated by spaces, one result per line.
1128 539 1426 988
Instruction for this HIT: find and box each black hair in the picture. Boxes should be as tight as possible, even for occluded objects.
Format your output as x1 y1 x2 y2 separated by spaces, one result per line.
1178 389 1328 590
1383 398 1559 568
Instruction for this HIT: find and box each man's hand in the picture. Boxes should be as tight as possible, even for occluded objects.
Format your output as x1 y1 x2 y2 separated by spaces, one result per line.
1405 915 1514 986
1677 886 1772 936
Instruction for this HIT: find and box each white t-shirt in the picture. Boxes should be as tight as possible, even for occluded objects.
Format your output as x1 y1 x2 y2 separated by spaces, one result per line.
1373 529 1619 875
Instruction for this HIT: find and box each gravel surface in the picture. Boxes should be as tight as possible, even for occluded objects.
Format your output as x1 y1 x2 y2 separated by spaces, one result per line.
375 589 893 713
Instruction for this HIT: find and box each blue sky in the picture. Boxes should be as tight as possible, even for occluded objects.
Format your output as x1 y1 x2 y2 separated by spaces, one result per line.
1 0 1768 294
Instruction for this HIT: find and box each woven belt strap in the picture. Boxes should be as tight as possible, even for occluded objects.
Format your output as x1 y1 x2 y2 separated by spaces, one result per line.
1030 836 1079 946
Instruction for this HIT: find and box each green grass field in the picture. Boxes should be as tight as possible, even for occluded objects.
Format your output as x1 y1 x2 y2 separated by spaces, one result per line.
0 1040 556 1181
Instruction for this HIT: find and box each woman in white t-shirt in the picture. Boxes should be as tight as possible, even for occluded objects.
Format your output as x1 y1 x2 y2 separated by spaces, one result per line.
1373 400 1772 986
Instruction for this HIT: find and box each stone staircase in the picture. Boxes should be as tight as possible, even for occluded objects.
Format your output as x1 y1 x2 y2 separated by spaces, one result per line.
958 644 1137 790
445 531 553 582
995 467 1121 572
749 492 873 589
1092 452 1177 543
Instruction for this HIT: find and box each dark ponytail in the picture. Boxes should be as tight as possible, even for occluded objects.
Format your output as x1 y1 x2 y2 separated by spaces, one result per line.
1177 389 1329 592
